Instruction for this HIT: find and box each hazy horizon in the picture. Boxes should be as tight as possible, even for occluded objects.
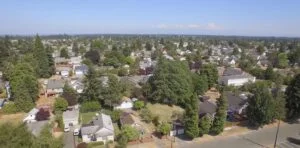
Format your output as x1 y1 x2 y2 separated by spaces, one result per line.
1 0 300 37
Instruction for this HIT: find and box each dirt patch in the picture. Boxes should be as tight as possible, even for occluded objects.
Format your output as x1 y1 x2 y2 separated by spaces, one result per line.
0 112 26 125
204 88 220 101
36 95 56 109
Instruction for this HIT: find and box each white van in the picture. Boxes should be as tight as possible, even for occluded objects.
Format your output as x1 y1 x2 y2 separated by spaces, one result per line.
64 125 70 132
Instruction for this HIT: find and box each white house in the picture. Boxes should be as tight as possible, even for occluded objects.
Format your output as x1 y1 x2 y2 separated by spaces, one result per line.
114 97 134 110
222 75 256 86
23 108 39 123
220 68 256 86
81 113 114 143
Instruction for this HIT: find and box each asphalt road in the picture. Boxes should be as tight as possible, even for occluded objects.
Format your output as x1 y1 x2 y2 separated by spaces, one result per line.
179 122 300 148
64 127 75 148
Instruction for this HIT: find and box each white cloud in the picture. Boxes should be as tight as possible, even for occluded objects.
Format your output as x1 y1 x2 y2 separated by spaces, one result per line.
155 23 222 30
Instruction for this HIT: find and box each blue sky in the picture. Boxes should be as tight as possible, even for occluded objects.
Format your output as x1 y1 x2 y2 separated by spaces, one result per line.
0 0 299 36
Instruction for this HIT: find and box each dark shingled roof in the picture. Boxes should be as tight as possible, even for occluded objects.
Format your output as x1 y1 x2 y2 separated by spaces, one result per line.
223 68 243 76
225 92 248 112
198 101 217 116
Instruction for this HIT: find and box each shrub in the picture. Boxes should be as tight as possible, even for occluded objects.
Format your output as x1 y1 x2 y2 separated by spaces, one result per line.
2 103 18 114
157 122 172 135
54 97 68 113
80 101 101 113
133 101 144 110
140 108 153 123
122 125 139 141
87 141 104 148
55 114 64 129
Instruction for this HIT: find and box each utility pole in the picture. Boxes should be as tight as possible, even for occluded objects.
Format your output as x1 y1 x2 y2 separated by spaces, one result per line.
274 120 280 148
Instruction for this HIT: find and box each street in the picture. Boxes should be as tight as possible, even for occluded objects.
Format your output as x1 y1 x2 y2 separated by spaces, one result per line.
178 122 300 148
64 127 75 148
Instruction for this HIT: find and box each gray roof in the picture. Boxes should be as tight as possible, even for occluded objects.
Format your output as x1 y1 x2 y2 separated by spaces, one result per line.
47 80 64 89
198 101 217 116
221 74 254 81
81 113 114 137
223 68 243 76
225 92 248 112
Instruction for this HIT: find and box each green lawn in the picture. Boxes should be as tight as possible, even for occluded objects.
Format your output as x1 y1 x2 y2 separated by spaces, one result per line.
80 111 99 124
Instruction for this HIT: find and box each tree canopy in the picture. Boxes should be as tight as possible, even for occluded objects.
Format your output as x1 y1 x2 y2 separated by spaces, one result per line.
286 74 300 119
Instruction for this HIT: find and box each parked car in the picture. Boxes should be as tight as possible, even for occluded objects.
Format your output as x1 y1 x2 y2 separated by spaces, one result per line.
73 128 79 136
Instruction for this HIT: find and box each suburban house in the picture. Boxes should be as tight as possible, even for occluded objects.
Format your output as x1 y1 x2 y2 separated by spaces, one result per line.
63 109 79 126
54 57 70 66
81 113 114 143
46 79 64 96
220 68 256 86
55 66 71 77
69 56 82 66
69 79 84 94
74 64 88 77
114 97 134 110
23 108 39 123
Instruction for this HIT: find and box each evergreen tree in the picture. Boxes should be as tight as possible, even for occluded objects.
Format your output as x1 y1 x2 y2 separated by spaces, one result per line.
200 64 218 88
46 46 55 75
179 38 184 48
145 42 152 51
210 93 228 135
246 83 275 126
72 42 79 56
60 48 69 59
199 115 212 136
33 35 50 78
102 75 122 107
80 66 101 102
265 66 275 81
184 94 199 139
10 62 39 112
0 36 11 68
285 74 300 119
192 73 208 95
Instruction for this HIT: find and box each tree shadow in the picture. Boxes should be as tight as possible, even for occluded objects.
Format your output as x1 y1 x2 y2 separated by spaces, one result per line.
175 134 193 141
286 137 300 145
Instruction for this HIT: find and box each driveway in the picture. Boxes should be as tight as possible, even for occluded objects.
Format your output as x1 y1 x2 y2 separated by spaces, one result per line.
64 127 75 148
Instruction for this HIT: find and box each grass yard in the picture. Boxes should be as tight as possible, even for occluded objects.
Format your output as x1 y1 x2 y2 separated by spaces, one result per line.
0 112 26 125
146 103 184 122
81 111 99 124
